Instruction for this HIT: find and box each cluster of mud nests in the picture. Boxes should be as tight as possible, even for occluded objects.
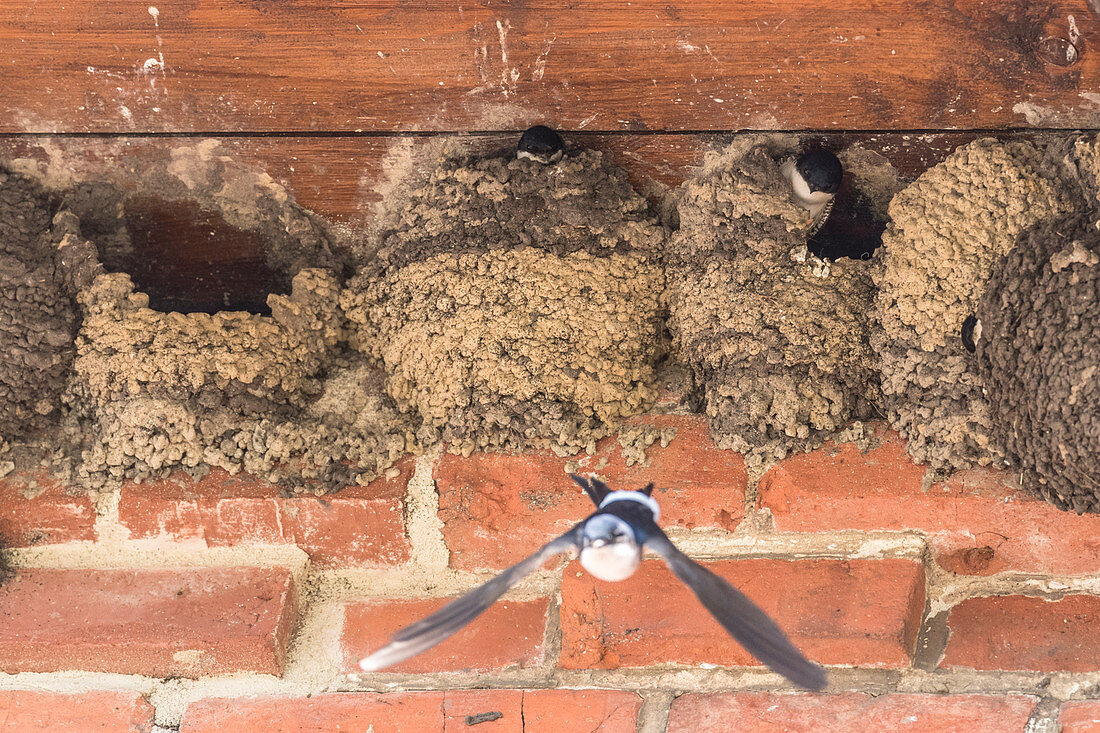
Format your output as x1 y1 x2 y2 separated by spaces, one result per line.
872 134 1100 510
666 140 880 465
343 148 665 455
1 133 1098 512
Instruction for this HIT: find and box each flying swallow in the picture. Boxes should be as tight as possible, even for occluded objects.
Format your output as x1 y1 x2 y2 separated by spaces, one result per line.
517 125 565 164
359 475 827 690
782 149 843 237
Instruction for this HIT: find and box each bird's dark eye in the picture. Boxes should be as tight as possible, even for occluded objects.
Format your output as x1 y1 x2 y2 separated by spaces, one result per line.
961 314 978 353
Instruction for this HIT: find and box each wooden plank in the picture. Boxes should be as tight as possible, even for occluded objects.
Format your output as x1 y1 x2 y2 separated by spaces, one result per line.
1 1 1098 134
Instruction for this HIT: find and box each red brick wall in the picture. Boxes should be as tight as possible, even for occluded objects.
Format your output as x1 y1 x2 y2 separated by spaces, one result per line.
1 414 1099 731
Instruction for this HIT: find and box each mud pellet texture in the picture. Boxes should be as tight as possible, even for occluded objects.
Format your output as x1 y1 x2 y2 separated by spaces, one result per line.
667 142 879 463
977 212 1100 513
872 138 1075 471
0 170 78 438
343 149 666 456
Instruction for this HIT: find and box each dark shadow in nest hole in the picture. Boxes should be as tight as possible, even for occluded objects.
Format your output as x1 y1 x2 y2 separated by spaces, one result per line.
122 196 283 315
807 175 886 261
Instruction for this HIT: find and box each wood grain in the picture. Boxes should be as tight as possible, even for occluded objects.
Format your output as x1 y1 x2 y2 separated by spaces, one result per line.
2 1 1098 134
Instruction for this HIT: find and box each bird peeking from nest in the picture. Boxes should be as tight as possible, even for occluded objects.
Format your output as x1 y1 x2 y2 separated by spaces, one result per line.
517 125 566 165
782 148 843 236
359 475 827 691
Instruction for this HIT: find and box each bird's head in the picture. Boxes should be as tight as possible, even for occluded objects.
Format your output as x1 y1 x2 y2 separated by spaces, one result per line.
961 313 982 353
579 512 642 582
517 125 565 165
784 149 842 213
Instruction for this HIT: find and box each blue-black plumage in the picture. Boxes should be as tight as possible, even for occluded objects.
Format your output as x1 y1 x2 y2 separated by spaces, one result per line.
358 474 827 691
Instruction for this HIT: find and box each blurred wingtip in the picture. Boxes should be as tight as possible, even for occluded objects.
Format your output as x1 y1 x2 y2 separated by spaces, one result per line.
358 646 399 673
796 663 829 692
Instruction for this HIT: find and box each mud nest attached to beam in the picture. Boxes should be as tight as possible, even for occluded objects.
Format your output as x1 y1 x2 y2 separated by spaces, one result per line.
0 169 78 439
38 149 409 491
872 138 1076 471
343 147 666 456
666 141 879 462
64 251 345 485
977 212 1100 513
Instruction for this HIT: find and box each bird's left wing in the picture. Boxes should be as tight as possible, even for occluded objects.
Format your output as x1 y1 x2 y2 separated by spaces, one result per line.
359 524 584 672
643 521 827 691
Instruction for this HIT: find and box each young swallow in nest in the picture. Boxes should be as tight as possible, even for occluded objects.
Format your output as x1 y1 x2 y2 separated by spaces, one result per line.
517 125 565 164
359 475 827 690
782 149 843 236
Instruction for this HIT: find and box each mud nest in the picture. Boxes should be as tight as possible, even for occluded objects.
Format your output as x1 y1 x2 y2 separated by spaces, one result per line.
65 254 345 483
39 152 407 490
666 142 879 461
0 169 78 438
977 212 1100 513
872 138 1075 470
343 148 665 455
1067 132 1100 207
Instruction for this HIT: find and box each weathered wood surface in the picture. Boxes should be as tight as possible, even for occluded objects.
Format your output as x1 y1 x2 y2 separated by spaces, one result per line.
1 1 1097 134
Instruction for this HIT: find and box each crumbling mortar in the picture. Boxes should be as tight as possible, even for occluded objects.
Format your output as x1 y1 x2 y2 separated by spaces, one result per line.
635 691 674 733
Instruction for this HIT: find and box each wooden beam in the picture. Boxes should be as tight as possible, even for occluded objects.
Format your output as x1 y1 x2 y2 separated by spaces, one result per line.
2 1 1097 134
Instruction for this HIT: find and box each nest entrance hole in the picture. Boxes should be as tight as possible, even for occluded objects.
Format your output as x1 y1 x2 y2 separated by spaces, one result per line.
807 177 886 261
122 196 282 315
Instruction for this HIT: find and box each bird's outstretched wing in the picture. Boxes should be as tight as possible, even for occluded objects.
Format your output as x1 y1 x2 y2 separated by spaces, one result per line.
643 522 827 691
359 525 584 672
569 473 611 506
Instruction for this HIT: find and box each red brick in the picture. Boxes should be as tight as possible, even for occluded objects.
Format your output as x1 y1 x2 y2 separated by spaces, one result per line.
941 595 1100 672
180 690 641 732
118 459 414 566
0 567 297 676
343 597 548 673
559 557 926 669
0 690 156 732
436 415 746 570
759 429 1100 576
1060 702 1100 733
514 690 642 732
0 470 95 545
667 692 1037 733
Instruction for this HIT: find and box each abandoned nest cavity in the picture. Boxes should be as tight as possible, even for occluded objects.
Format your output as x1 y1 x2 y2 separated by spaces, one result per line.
343 147 666 456
26 148 408 492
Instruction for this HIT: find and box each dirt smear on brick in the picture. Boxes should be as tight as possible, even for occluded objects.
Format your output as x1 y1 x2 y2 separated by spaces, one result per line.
667 139 880 464
872 138 1077 471
344 145 666 456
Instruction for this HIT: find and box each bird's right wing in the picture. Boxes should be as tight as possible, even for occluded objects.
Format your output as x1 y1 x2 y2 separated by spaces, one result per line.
359 525 583 672
644 523 827 691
